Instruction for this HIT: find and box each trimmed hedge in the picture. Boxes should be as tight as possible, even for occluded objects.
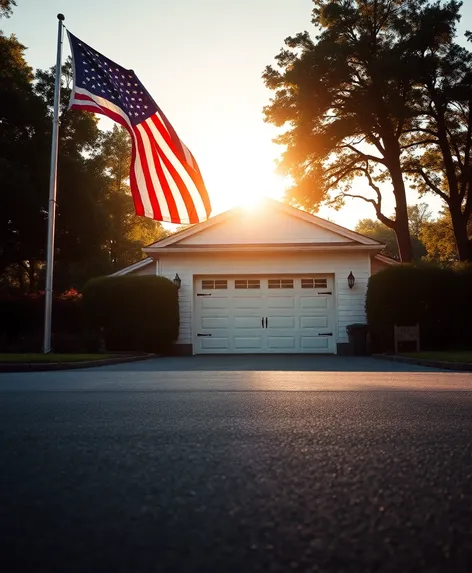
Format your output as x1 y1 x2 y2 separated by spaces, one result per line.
366 265 472 352
82 275 179 353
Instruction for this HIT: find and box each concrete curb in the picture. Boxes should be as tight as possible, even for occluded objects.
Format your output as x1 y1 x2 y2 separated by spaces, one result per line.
0 353 158 373
373 354 472 372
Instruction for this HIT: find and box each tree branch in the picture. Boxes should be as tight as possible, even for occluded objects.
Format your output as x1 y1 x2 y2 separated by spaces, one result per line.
416 168 449 202
400 139 438 150
341 193 395 228
340 144 386 165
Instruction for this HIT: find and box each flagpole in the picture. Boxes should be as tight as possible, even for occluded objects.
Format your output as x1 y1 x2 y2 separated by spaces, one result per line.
43 14 65 354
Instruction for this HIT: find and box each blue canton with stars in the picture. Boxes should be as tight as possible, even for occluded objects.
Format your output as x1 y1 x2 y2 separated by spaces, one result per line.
68 32 157 126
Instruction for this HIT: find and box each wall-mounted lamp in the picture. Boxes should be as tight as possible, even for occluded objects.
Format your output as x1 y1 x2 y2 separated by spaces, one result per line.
173 273 182 290
347 271 355 289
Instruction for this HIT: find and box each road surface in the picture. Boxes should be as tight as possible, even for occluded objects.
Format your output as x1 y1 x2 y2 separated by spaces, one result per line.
1 356 471 572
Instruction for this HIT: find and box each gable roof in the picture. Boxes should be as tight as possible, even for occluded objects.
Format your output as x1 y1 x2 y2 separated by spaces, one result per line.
143 198 383 252
109 257 154 277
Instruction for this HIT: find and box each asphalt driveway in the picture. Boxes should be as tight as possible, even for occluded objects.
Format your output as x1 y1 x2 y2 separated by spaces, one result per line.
94 354 444 372
1 358 471 572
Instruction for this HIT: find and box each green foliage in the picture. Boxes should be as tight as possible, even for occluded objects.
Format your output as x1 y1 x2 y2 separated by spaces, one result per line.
366 265 472 352
96 126 168 271
82 276 179 353
0 33 50 279
0 44 168 293
356 219 399 259
0 291 83 352
0 0 16 18
419 215 458 264
356 203 430 261
263 0 471 262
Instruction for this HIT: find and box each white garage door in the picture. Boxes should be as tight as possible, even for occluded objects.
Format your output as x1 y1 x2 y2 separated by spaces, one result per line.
194 276 335 354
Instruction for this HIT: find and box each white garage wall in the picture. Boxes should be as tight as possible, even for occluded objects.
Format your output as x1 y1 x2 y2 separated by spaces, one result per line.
158 250 370 348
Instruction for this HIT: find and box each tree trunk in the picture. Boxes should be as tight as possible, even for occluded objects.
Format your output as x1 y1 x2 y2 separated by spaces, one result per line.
388 158 414 262
449 203 472 262
393 217 413 263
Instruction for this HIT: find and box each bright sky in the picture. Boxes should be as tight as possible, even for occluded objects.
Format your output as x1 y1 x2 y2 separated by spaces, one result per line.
2 0 472 229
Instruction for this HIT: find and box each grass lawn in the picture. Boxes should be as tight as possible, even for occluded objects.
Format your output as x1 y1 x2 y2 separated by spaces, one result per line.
0 353 114 363
402 351 472 363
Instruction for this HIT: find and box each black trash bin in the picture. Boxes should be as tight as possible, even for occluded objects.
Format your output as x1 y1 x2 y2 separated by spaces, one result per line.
346 323 368 356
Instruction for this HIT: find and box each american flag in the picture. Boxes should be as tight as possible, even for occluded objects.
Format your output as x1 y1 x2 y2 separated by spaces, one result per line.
67 32 211 225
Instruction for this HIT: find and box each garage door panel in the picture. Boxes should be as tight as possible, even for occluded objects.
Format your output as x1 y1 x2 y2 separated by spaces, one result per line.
301 316 328 329
201 317 229 329
234 316 262 328
267 336 296 349
301 336 330 350
201 337 229 350
201 297 229 309
267 296 295 309
234 297 263 309
234 336 263 349
268 316 296 329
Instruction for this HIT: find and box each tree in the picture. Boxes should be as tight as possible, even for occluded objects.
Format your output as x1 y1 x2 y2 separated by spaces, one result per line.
419 214 458 264
263 0 435 262
0 45 167 293
263 1 472 263
97 125 168 270
0 0 16 18
33 59 109 291
407 203 433 238
401 0 472 261
356 218 399 259
355 203 430 260
0 33 50 289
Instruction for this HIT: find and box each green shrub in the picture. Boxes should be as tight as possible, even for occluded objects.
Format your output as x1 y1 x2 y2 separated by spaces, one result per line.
82 275 179 353
366 265 472 352
0 292 84 352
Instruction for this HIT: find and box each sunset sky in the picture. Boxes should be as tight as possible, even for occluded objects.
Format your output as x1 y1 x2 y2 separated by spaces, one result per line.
3 0 471 228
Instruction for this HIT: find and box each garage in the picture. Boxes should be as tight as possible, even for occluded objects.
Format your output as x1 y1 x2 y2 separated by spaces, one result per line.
114 198 392 355
194 275 336 354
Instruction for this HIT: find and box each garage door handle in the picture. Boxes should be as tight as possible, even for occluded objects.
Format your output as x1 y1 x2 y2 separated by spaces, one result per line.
318 292 332 295
265 317 268 328
318 333 333 336
261 317 264 328
197 333 212 337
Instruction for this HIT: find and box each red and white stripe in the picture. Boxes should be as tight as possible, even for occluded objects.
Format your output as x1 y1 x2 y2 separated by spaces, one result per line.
69 87 211 225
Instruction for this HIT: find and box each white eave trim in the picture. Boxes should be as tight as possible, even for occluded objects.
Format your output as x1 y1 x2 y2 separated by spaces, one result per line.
109 257 154 277
374 253 400 265
143 244 386 255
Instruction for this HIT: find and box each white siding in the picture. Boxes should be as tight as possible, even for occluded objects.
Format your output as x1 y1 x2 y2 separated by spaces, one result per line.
159 251 370 348
179 209 353 246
